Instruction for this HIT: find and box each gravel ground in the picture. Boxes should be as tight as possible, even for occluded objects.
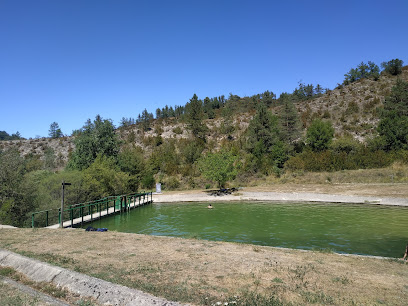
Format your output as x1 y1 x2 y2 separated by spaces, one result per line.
153 188 408 206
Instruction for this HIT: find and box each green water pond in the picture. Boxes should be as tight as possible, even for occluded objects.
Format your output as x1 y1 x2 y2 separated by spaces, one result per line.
83 201 408 258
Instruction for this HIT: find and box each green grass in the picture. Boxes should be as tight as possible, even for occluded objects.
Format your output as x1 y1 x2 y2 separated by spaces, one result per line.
301 291 334 304
332 275 351 285
272 277 284 283
227 291 285 306
0 282 41 306
0 267 14 277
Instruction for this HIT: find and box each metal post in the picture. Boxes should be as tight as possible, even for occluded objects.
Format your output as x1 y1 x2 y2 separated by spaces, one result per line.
32 214 34 228
60 181 71 228
60 181 65 228
46 211 49 227
70 209 73 228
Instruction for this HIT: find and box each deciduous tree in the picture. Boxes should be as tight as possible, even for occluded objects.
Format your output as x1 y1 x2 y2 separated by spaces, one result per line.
306 119 334 151
198 150 237 188
0 149 36 226
67 115 121 170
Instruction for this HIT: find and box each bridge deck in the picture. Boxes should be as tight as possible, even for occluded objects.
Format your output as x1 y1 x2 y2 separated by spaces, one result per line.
46 199 152 229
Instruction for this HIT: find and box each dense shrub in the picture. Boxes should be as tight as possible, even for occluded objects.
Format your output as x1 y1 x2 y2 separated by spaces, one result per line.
173 126 183 135
284 149 394 172
163 176 181 190
83 155 131 200
330 136 363 154
141 172 155 189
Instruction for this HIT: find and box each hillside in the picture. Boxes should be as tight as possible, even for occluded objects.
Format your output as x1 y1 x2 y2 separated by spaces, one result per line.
295 66 408 140
119 67 408 153
0 136 74 166
1 66 407 166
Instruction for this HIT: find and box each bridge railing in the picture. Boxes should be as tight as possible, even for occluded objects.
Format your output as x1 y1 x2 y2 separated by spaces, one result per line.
31 191 153 228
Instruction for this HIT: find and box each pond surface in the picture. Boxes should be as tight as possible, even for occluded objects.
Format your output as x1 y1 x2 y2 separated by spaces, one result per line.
83 202 408 257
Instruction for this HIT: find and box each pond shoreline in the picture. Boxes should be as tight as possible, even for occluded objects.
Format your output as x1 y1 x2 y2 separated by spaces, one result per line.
153 189 408 206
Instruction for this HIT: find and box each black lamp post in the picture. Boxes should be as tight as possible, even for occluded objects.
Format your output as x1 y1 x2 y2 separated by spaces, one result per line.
60 181 71 228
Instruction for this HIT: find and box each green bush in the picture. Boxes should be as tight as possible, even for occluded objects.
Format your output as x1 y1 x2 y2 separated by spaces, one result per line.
345 101 359 115
284 149 394 172
173 126 183 135
163 177 180 190
330 136 362 154
83 155 130 199
141 172 155 189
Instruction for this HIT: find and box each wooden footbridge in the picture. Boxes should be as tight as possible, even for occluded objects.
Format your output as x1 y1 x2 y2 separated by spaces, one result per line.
31 192 153 229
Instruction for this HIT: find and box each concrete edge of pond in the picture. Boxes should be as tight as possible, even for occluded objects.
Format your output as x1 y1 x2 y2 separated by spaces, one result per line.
153 191 408 206
0 224 17 229
0 248 184 306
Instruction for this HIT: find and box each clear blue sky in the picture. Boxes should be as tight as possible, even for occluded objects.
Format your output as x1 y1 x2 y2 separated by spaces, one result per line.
1 0 407 139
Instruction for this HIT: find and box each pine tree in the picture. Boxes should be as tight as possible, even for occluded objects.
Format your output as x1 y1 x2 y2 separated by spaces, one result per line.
246 102 280 156
246 102 287 170
48 122 63 138
381 59 404 75
378 79 408 150
139 109 153 131
186 94 207 142
279 97 301 147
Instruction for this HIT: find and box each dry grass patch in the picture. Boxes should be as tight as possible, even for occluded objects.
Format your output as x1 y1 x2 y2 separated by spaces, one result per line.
1 229 408 305
0 266 98 305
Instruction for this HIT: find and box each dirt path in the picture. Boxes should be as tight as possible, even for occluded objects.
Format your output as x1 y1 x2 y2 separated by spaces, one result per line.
154 184 408 206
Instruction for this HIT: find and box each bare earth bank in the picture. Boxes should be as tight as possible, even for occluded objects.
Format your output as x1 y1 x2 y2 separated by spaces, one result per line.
154 183 408 206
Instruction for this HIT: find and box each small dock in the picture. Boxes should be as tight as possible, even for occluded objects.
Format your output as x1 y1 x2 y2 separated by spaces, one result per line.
32 192 153 229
